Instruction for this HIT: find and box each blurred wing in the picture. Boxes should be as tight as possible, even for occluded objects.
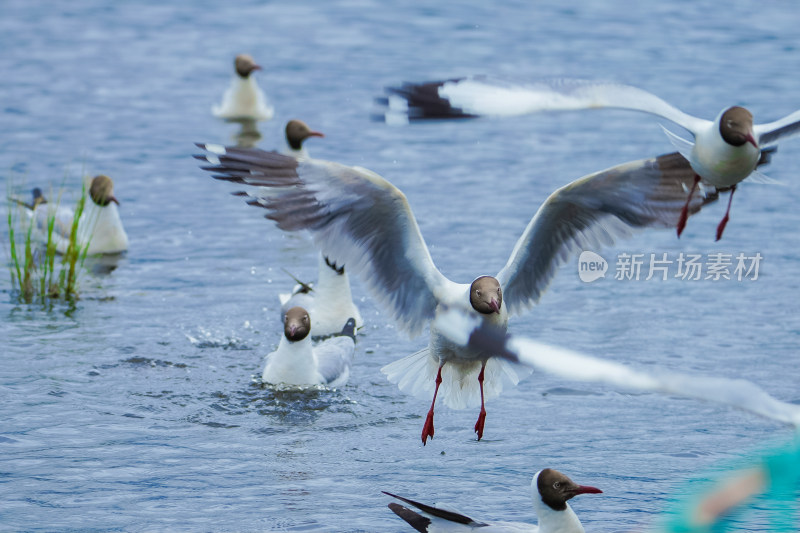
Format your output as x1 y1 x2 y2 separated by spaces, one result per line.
196 145 454 336
382 76 709 133
754 109 800 146
660 125 695 160
434 306 800 427
496 152 718 315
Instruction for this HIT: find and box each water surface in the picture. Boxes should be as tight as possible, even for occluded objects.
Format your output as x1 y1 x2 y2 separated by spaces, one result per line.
2 1 800 531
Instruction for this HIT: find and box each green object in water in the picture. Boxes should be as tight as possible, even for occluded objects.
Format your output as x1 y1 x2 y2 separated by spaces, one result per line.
657 435 800 532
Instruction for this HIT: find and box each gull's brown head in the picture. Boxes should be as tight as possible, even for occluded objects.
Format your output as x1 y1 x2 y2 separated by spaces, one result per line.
234 54 262 78
284 306 311 342
720 106 757 148
470 276 502 315
89 175 118 206
536 468 602 511
285 119 325 150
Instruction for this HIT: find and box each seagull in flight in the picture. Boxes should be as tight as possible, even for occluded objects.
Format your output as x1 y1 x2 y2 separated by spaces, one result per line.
380 76 795 239
196 145 716 444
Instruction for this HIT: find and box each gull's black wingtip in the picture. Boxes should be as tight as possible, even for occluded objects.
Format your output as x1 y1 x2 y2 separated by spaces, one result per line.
383 490 484 527
210 174 240 182
378 78 481 121
387 503 431 533
339 318 357 341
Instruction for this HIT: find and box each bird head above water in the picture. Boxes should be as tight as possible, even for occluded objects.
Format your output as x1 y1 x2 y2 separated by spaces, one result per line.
535 468 603 511
470 276 502 315
234 54 261 78
89 175 119 206
284 306 311 342
286 119 325 151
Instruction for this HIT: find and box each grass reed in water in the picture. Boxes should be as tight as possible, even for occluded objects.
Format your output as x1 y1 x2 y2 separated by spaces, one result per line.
5 177 92 304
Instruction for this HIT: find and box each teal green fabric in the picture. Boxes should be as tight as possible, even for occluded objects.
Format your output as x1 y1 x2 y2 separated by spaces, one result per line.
657 435 800 532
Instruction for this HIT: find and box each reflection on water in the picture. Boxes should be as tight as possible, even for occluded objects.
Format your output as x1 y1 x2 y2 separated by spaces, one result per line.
85 252 125 275
233 118 263 148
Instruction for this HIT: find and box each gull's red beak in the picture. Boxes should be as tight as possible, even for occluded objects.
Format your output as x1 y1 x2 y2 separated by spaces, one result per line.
308 131 324 138
574 485 603 495
489 299 500 314
746 133 758 148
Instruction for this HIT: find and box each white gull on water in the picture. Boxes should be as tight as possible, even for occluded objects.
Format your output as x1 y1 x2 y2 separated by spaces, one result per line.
22 174 129 255
212 54 274 122
384 468 602 533
261 306 357 388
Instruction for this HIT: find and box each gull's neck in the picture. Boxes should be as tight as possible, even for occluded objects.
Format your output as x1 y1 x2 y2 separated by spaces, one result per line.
264 336 319 384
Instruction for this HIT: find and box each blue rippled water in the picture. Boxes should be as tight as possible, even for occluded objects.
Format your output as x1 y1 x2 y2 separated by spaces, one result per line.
2 1 800 531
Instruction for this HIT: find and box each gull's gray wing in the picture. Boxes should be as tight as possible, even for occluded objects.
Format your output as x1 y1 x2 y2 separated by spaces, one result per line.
314 334 355 387
196 145 456 336
496 152 718 316
382 76 710 133
754 109 800 146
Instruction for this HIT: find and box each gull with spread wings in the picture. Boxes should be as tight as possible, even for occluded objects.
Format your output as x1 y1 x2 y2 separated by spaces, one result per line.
196 145 716 444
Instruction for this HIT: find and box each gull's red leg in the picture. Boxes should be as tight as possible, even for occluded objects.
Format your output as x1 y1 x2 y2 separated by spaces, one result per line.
715 185 736 242
474 362 487 441
677 174 701 238
421 363 444 445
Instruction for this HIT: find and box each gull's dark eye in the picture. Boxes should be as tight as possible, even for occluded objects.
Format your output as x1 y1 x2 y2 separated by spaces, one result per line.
554 482 561 489
475 290 481 297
